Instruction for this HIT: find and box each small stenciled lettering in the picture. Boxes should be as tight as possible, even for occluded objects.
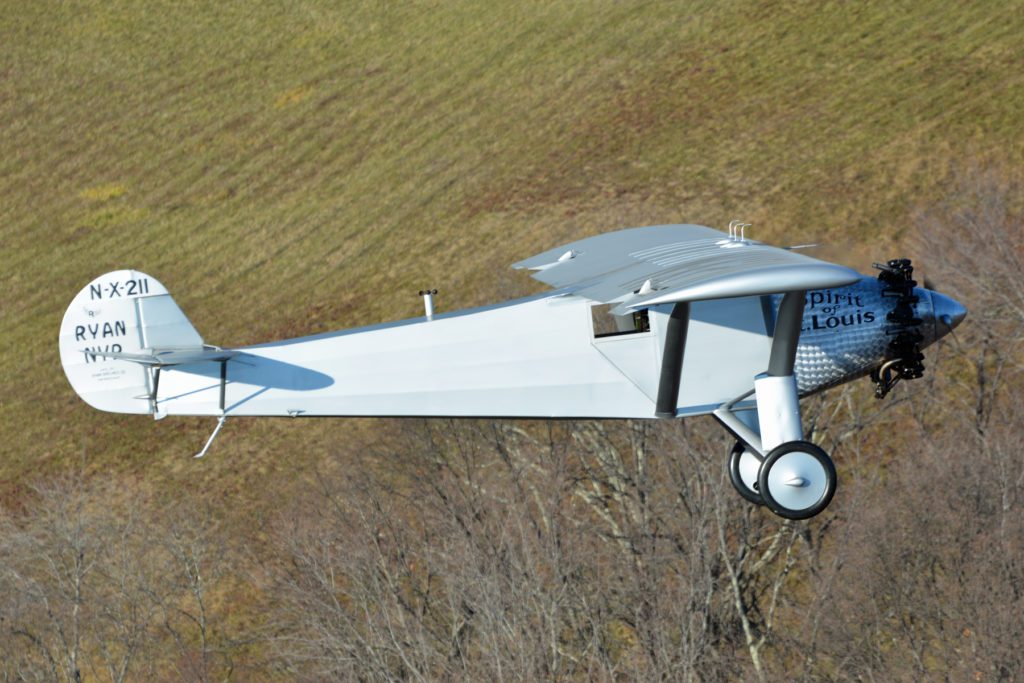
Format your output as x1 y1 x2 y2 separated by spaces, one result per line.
75 319 127 341
91 365 126 382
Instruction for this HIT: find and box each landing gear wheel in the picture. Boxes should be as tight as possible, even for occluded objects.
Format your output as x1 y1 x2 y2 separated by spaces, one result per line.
757 441 836 520
728 441 764 505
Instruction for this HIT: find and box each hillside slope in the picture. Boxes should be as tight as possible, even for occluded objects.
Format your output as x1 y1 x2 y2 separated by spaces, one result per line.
2 1 1021 497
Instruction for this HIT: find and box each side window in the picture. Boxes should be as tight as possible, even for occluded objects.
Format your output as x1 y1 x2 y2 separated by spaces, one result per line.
591 304 650 338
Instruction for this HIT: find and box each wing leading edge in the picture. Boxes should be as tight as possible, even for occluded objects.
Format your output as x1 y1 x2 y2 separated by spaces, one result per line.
513 224 860 312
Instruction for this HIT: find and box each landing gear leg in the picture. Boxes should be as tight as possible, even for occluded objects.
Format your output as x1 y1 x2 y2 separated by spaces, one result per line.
715 290 839 519
715 382 838 518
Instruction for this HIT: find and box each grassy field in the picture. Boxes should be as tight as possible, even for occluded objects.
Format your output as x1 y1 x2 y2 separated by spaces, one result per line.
1 0 1022 514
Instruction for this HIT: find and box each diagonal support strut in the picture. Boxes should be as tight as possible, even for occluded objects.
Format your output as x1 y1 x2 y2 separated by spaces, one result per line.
655 302 690 418
755 290 806 451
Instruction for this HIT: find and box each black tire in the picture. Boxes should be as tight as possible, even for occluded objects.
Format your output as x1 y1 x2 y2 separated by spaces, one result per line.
757 441 836 520
728 441 764 505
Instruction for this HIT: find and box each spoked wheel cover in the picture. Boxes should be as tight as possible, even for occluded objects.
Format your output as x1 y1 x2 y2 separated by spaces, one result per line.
728 441 764 505
758 441 836 520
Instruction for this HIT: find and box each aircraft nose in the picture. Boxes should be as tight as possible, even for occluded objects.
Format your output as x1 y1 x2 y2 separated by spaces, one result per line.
931 291 967 331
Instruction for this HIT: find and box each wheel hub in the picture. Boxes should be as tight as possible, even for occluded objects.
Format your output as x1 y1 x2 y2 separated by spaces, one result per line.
762 448 833 515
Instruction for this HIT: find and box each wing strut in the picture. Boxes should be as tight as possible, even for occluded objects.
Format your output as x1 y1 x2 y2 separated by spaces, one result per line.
655 302 690 418
767 291 805 376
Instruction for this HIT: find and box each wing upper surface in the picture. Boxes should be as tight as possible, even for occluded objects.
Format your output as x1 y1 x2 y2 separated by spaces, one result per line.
513 224 860 310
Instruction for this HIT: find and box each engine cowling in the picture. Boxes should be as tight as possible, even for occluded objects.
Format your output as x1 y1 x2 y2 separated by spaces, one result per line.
790 262 966 398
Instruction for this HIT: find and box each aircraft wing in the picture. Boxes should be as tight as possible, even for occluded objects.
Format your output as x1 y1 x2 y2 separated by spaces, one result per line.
513 224 860 311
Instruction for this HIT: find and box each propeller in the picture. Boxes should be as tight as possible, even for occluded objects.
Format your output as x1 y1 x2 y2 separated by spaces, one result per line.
871 259 926 399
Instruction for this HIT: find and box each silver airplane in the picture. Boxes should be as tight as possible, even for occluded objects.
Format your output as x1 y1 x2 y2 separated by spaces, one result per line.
59 223 966 519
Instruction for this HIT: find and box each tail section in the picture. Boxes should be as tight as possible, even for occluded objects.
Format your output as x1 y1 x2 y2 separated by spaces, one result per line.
59 271 203 414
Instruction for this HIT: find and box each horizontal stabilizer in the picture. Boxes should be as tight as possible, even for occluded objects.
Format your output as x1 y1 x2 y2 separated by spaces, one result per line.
95 347 237 367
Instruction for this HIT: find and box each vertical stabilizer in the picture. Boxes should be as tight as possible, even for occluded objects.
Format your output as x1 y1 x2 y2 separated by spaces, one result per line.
59 271 202 414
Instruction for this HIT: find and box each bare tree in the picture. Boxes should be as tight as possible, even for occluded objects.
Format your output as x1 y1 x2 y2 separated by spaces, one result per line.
268 413 829 681
0 471 159 682
152 502 239 682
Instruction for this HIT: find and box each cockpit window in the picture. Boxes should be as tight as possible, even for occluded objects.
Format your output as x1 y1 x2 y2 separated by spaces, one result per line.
591 304 650 338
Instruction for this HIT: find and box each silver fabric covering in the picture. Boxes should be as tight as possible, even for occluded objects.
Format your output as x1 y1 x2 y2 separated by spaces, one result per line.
514 225 861 306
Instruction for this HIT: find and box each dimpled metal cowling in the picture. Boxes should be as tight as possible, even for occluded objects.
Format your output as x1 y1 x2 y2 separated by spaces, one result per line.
788 277 933 396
